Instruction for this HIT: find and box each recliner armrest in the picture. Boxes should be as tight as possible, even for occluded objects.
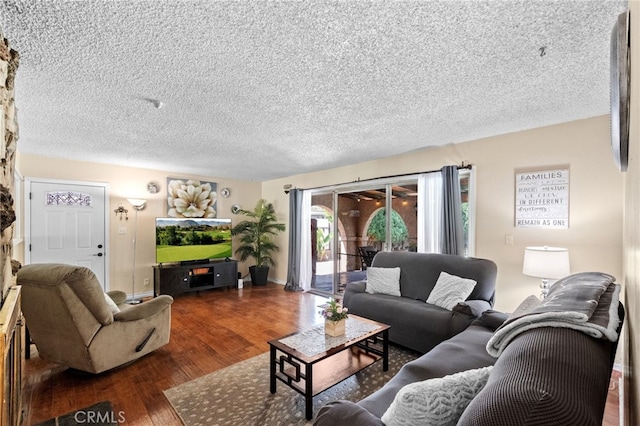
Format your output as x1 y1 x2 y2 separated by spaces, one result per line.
107 290 128 305
114 295 173 322
453 299 492 318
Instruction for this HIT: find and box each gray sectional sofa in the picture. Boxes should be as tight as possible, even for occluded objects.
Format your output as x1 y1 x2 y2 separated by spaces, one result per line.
343 251 497 353
315 306 624 426
316 272 624 426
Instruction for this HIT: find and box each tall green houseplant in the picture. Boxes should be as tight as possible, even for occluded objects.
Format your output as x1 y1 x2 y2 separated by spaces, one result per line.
231 199 286 286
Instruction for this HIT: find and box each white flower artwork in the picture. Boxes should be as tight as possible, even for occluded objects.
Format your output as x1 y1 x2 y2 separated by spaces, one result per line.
166 178 217 218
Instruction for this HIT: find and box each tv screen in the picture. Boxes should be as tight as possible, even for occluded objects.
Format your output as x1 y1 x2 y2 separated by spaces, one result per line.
155 218 233 264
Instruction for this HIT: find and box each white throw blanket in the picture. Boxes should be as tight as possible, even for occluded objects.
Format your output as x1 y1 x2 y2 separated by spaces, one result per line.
487 272 621 357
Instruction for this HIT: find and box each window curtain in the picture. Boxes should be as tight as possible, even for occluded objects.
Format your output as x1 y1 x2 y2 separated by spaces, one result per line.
285 189 303 291
417 172 443 253
285 189 312 292
299 190 312 291
441 165 464 255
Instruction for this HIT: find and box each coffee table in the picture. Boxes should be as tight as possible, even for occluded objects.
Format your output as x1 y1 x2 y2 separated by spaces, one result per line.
267 315 390 420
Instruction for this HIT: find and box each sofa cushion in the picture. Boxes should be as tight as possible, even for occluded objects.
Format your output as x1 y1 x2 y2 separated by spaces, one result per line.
371 252 496 304
315 400 385 426
457 326 618 426
347 293 474 353
426 271 476 310
358 317 504 418
366 266 401 296
381 366 492 426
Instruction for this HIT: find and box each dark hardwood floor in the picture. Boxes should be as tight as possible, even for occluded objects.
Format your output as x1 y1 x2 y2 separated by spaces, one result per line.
22 283 621 425
22 284 329 425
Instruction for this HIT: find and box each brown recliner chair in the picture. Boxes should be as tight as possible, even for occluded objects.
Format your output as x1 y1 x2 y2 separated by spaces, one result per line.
18 263 173 374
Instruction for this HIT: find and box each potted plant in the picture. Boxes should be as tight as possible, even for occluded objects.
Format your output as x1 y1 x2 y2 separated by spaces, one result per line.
231 199 286 286
319 298 349 336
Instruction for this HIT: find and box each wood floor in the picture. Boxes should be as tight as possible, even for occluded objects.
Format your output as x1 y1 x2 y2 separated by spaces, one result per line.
22 283 621 425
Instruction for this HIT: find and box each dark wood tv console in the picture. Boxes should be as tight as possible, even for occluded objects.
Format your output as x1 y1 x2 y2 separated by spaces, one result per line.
153 259 238 297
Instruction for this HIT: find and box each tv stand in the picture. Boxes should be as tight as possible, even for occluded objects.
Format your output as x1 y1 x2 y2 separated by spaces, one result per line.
153 259 238 297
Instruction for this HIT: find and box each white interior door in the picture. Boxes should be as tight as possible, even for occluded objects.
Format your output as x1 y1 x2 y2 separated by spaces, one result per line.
26 179 108 288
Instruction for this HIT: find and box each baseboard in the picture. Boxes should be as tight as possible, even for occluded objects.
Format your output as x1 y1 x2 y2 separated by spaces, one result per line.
130 290 154 300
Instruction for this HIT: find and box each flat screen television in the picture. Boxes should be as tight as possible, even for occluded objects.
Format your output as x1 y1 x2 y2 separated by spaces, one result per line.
155 218 233 264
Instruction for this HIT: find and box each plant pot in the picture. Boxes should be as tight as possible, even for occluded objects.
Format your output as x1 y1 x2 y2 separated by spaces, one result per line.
249 265 269 286
324 318 346 337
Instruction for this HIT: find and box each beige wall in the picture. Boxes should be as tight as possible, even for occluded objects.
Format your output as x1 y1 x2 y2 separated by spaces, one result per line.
16 115 624 313
263 114 623 313
624 2 639 424
15 152 262 295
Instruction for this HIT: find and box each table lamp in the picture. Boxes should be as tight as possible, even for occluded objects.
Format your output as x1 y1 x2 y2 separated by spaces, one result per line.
522 246 570 299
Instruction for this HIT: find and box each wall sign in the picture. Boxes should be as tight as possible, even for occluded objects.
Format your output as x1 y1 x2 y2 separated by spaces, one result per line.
515 167 569 229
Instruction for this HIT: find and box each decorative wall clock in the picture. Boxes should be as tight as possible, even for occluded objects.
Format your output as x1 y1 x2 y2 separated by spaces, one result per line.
610 10 630 172
147 181 160 194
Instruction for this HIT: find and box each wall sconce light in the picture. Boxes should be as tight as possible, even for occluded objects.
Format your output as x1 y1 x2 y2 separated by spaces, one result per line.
114 203 128 221
127 198 146 211
522 246 570 299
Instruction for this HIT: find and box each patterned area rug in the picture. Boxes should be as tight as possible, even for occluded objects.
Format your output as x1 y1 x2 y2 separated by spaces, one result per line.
164 344 418 426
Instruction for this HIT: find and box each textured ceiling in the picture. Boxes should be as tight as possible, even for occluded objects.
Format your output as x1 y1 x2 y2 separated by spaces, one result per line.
0 1 628 181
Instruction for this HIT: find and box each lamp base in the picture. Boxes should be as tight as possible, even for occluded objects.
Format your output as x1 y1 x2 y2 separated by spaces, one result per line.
540 279 550 299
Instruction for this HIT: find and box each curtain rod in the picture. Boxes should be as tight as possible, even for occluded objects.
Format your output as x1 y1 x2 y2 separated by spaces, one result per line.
299 163 472 192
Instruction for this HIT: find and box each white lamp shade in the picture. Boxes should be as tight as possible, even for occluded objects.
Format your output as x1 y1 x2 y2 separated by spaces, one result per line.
127 198 146 209
522 246 570 279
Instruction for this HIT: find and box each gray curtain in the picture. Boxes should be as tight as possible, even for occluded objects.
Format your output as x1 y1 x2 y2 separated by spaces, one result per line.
285 189 303 291
441 165 465 255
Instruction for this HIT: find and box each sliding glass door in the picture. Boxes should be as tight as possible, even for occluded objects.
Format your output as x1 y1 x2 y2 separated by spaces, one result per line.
308 169 472 296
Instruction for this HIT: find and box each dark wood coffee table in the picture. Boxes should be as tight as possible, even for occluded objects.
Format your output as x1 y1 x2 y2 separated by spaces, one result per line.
267 315 390 420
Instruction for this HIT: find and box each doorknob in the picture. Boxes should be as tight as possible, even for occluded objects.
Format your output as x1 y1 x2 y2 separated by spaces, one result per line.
97 244 103 249
92 253 103 257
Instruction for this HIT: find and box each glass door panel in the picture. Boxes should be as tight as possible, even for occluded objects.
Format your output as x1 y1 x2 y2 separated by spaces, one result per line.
389 182 418 252
335 186 387 294
310 192 335 294
308 177 425 295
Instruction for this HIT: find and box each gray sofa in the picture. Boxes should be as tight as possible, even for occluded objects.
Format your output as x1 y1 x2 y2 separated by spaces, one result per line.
343 251 497 353
317 271 624 426
315 306 624 426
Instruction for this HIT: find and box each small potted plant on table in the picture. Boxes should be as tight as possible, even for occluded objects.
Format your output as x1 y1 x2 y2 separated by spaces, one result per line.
320 298 349 336
231 199 285 286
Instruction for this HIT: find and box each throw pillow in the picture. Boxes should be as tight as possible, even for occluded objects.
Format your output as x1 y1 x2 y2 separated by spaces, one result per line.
426 271 476 310
366 266 401 297
103 292 121 314
381 366 493 426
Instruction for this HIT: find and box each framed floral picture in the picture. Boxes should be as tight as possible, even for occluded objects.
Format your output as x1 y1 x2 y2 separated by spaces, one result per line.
166 178 217 218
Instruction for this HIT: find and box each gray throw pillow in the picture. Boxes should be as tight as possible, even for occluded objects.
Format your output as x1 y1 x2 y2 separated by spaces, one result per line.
426 271 476 310
366 266 401 297
381 366 493 426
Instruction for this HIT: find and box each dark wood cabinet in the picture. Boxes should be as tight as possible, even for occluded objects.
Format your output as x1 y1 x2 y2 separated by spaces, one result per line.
153 260 238 297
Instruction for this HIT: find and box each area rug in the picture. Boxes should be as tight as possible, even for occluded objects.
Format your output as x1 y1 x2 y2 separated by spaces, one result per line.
164 344 418 426
34 401 117 426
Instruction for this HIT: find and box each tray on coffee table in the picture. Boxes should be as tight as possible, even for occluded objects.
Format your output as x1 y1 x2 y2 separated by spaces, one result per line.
267 315 390 420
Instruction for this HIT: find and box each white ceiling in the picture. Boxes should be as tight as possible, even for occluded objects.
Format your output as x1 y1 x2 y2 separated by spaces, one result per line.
0 0 628 182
